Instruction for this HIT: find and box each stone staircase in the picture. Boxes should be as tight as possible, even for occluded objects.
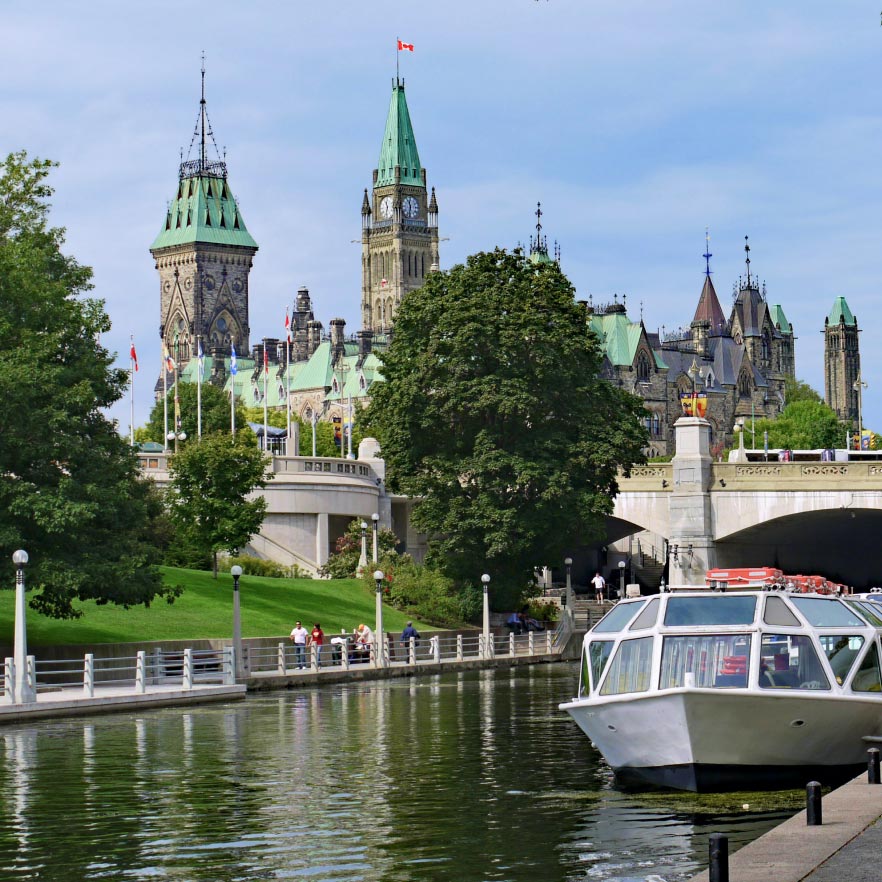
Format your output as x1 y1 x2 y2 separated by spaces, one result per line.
631 543 666 591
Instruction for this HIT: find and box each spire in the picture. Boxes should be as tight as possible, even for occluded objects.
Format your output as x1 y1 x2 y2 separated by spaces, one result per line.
528 201 554 264
150 61 257 252
827 296 857 327
693 235 725 331
375 80 423 189
744 235 751 288
703 228 712 279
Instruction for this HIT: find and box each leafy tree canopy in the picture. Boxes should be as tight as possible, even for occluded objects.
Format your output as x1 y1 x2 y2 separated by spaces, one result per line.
784 377 823 406
167 432 273 576
753 399 847 450
0 152 172 617
363 248 648 609
144 381 244 443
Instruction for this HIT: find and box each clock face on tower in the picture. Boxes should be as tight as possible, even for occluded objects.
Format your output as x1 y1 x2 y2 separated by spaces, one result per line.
379 196 393 219
402 196 419 219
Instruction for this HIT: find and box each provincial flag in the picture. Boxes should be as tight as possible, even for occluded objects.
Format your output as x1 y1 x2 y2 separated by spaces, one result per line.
163 344 175 373
130 338 138 372
197 338 205 382
285 307 291 343
397 40 414 52
230 342 238 376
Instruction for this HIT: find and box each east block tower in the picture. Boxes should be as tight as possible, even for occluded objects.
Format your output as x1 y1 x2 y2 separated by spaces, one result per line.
823 296 861 425
150 78 258 369
361 78 439 335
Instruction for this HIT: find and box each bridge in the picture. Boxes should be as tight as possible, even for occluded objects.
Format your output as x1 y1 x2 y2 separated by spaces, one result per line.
612 418 882 589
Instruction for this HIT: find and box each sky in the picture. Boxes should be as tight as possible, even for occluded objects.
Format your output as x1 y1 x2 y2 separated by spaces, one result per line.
4 1 882 431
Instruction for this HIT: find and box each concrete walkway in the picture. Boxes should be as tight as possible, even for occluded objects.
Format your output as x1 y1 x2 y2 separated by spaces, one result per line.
0 682 246 723
689 773 882 882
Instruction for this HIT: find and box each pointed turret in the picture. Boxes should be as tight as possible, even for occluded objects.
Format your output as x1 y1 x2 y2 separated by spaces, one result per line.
376 79 422 188
692 276 726 332
150 63 258 377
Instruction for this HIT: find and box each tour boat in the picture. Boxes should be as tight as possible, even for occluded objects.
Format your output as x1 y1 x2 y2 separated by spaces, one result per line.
560 586 882 791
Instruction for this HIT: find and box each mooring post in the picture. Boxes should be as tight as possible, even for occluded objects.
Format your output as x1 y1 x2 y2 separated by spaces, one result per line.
83 653 94 698
708 832 729 882
3 658 13 703
277 642 286 675
869 748 881 784
806 781 822 825
135 650 146 694
183 648 194 691
456 633 463 661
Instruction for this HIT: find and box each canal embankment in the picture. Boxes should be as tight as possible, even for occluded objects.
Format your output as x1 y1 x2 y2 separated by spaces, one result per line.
689 771 882 882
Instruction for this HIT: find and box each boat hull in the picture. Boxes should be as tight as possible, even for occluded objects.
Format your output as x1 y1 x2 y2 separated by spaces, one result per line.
562 688 882 792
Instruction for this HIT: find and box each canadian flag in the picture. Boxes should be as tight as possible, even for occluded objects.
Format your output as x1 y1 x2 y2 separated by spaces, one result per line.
130 339 138 372
264 348 269 375
397 40 414 52
284 307 291 343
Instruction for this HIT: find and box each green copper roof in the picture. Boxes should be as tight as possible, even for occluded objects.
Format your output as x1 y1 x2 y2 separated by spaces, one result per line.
375 81 423 189
589 312 655 367
768 304 792 334
151 174 258 251
827 296 856 327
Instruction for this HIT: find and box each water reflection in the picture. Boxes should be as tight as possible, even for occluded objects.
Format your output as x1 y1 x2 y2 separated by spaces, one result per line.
0 666 798 881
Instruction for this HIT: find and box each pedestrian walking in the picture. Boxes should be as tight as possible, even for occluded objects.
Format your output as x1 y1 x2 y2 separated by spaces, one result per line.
310 622 325 667
591 571 607 604
290 620 308 669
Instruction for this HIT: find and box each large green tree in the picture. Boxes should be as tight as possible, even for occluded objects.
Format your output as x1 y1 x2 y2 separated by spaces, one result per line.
145 381 243 443
167 432 273 576
364 248 648 609
0 152 172 617
753 398 847 450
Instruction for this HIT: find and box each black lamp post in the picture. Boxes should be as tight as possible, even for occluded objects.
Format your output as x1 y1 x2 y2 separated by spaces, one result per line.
371 512 379 564
231 564 243 680
618 561 626 602
564 557 573 611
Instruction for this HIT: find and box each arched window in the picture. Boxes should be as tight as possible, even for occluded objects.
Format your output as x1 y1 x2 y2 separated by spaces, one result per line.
739 372 751 398
636 351 651 382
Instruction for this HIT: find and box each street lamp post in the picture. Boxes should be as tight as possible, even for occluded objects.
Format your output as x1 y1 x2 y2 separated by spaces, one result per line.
617 561 626 603
564 557 573 620
12 550 34 703
166 416 187 452
357 521 368 575
481 573 492 659
371 512 379 564
373 569 386 668
854 375 868 448
231 565 243 681
735 417 746 458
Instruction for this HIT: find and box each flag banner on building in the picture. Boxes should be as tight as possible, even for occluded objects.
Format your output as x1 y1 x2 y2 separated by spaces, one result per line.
862 429 873 450
197 339 204 382
679 392 707 418
230 343 238 375
130 339 138 372
264 348 269 375
397 40 414 51
332 415 342 446
285 308 291 344
163 345 175 373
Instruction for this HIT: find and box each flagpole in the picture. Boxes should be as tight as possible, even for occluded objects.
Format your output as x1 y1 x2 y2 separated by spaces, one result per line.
130 334 135 447
162 346 169 452
197 335 203 441
286 339 291 454
396 36 399 81
173 362 180 454
230 340 237 438
263 339 269 456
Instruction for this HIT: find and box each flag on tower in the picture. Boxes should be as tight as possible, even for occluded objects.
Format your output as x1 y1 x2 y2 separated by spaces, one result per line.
397 40 414 51
130 338 138 372
230 342 238 375
285 307 291 344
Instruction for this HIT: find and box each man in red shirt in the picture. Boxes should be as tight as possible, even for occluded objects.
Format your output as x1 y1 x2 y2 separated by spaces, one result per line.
309 623 325 668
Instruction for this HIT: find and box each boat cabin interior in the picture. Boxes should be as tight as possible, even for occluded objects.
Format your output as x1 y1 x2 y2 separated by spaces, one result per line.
579 593 882 700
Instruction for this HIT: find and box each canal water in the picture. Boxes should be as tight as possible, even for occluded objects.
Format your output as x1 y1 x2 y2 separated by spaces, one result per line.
0 664 801 881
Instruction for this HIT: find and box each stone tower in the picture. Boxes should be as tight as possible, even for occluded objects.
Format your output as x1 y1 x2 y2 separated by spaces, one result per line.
361 78 439 335
824 296 861 424
150 70 258 372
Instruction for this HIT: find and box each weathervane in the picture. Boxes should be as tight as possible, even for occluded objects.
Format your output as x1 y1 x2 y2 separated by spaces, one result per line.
703 228 712 279
744 235 751 287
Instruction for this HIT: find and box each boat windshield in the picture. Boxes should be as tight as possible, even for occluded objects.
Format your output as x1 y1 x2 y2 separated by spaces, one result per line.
664 595 757 627
593 600 646 633
600 637 653 695
789 597 866 628
759 634 830 690
581 640 614 696
660 634 752 689
818 635 865 686
851 642 882 692
846 601 882 628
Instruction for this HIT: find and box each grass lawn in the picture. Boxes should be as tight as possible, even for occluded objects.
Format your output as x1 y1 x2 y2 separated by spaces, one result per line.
0 567 431 647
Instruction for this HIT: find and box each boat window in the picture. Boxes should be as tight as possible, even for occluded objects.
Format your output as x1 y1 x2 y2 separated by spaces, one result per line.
758 634 830 690
847 601 882 628
593 600 646 633
659 634 752 689
851 642 882 693
664 596 757 627
790 597 865 628
818 635 865 685
586 641 614 695
580 646 591 698
763 596 801 627
629 597 660 631
600 637 653 695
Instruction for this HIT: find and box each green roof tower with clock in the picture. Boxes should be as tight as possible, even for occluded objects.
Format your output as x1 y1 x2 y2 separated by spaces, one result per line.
150 64 258 376
361 77 439 335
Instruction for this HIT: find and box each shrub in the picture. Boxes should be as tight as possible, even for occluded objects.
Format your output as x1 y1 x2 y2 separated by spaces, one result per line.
321 519 399 578
218 556 302 579
526 599 560 624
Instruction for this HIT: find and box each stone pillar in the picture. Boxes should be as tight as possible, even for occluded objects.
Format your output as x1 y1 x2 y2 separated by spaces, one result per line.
316 513 330 567
668 416 717 586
